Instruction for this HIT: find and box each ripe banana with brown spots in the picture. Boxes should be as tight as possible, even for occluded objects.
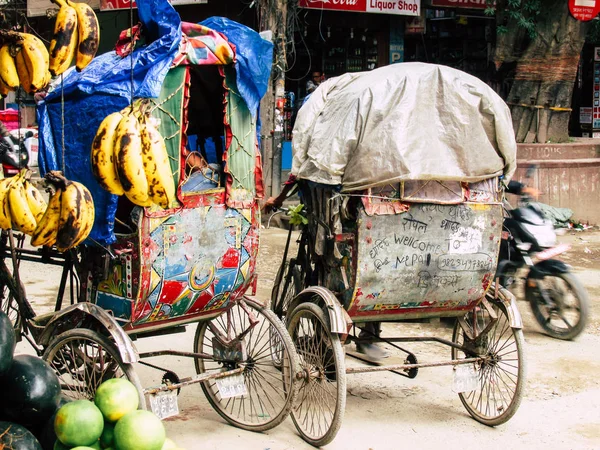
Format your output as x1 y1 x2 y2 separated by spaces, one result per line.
23 179 48 223
49 0 78 77
115 113 152 207
15 33 50 93
0 44 20 90
91 111 125 195
0 178 14 230
55 178 95 251
31 187 62 248
7 172 38 235
66 0 99 71
139 117 176 209
0 76 11 98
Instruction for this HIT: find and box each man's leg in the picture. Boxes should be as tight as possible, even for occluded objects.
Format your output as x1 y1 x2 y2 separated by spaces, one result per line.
356 322 388 361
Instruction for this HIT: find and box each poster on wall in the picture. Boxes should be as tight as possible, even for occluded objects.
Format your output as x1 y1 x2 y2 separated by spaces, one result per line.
298 0 420 17
100 0 206 10
389 17 404 64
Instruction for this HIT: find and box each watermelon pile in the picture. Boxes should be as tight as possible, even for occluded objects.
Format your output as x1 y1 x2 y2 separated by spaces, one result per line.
0 311 183 450
0 311 60 450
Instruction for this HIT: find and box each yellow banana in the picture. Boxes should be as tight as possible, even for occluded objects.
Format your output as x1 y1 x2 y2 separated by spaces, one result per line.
55 181 81 251
7 174 37 235
91 111 125 195
66 0 99 72
55 180 94 251
14 49 32 94
31 187 62 247
0 178 14 230
115 113 152 207
23 179 48 223
0 76 10 98
139 117 176 209
16 33 50 93
67 182 95 249
0 44 20 90
48 0 78 77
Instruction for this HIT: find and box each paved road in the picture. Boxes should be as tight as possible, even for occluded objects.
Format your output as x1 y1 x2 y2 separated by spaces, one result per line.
14 227 600 450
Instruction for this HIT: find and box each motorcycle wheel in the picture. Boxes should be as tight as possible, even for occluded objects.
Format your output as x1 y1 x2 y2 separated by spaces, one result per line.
525 271 589 340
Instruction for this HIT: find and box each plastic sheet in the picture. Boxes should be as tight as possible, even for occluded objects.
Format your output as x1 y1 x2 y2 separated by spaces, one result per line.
200 17 273 117
292 63 517 191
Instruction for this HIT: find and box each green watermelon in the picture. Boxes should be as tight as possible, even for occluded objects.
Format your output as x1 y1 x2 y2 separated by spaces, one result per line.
0 354 61 427
0 421 43 449
0 311 15 375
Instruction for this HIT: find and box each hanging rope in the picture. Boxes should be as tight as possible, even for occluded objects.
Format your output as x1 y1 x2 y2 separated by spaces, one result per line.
129 0 134 110
61 74 65 173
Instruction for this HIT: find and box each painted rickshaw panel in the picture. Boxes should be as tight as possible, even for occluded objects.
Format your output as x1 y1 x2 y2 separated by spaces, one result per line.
90 39 262 330
346 202 503 321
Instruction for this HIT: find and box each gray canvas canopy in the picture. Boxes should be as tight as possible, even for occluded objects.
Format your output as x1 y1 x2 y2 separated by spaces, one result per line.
291 62 517 191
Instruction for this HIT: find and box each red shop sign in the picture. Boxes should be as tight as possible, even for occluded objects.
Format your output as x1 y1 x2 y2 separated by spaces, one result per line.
298 0 421 16
431 0 489 8
569 0 600 21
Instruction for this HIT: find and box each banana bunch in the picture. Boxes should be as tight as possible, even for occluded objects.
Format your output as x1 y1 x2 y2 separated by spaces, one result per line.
0 169 47 235
0 32 51 95
31 171 95 251
49 0 100 76
91 103 176 209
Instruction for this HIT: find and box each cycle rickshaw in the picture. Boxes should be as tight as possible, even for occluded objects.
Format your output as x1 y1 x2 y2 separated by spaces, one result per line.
1 7 298 433
271 62 526 446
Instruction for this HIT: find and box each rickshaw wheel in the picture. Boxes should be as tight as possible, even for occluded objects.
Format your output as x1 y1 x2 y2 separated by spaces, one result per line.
43 328 146 409
271 261 300 320
451 298 525 426
0 281 22 332
193 299 299 432
287 302 346 447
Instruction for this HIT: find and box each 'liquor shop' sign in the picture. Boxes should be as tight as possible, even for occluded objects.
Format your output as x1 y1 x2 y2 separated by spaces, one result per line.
298 0 421 16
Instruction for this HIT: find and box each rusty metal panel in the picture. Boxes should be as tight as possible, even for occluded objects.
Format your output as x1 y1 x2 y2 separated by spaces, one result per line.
347 203 503 322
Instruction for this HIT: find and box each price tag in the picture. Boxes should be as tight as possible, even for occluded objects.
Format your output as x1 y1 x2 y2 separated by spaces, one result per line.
216 374 247 399
149 391 179 420
452 364 479 393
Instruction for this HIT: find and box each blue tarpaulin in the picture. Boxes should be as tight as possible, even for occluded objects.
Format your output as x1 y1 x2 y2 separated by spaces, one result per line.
37 0 273 245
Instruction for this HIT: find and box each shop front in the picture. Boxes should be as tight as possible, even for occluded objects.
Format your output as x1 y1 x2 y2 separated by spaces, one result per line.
281 0 495 174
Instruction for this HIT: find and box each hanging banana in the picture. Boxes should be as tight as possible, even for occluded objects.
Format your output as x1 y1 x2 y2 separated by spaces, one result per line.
0 178 14 230
30 186 62 248
91 111 125 195
0 77 10 98
16 33 51 93
34 171 95 251
139 116 176 209
23 179 48 223
49 0 79 77
7 171 38 235
114 113 153 207
0 44 20 91
66 0 100 71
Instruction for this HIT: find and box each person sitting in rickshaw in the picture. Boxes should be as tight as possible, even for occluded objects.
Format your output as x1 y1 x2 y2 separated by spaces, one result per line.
263 175 389 361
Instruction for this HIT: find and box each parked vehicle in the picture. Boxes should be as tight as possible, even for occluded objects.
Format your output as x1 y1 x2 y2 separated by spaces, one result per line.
1 5 298 434
0 130 30 176
271 62 525 447
496 170 589 340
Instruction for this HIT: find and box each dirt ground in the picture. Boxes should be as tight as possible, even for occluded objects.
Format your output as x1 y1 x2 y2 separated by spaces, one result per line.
13 227 600 450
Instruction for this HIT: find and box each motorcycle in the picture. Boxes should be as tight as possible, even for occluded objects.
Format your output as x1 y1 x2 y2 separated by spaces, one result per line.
496 172 589 340
0 130 31 176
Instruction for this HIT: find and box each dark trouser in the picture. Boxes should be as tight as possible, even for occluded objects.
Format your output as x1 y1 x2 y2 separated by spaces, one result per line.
358 322 381 339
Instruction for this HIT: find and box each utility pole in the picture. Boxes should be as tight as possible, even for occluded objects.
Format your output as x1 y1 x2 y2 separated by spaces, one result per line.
258 0 287 198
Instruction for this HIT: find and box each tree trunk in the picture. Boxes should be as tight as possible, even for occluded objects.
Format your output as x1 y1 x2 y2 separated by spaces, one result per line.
258 0 287 197
495 1 591 143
